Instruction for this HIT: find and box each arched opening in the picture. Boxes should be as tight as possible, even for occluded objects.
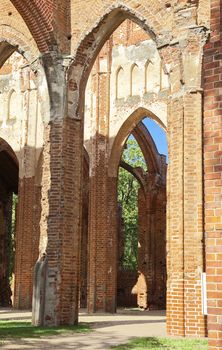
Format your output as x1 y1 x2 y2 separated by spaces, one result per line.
0 138 18 307
83 16 168 314
145 59 160 93
116 117 167 311
116 66 125 99
0 42 44 311
130 63 142 96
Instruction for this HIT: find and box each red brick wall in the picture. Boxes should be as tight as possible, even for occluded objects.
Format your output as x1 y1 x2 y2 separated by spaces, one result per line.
117 270 137 307
79 152 89 309
204 1 222 348
0 0 214 337
14 177 39 309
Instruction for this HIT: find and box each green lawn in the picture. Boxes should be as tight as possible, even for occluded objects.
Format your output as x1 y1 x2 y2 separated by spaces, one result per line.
0 320 90 339
111 337 208 350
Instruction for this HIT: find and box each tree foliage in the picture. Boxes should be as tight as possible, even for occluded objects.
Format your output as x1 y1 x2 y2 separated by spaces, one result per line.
9 194 17 284
117 137 146 270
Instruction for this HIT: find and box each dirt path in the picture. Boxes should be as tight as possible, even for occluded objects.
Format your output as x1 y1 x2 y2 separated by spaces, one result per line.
0 309 166 349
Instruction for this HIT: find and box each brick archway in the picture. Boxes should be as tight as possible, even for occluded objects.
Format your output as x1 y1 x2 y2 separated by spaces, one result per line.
111 115 167 311
31 2 208 334
67 4 171 121
0 26 39 67
85 107 167 313
9 0 54 52
0 138 19 168
108 107 166 178
0 34 49 310
0 138 18 307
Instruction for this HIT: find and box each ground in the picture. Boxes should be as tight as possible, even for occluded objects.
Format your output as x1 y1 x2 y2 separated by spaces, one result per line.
0 308 166 349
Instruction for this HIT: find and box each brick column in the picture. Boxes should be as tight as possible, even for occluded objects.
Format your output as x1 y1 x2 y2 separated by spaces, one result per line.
138 176 166 310
151 184 166 309
163 29 207 337
204 1 222 347
14 176 39 309
166 97 186 336
88 45 117 313
183 92 205 336
80 157 89 308
167 93 205 337
32 53 83 326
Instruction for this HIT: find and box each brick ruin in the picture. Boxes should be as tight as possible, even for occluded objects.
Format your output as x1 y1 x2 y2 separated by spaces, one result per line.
0 1 222 349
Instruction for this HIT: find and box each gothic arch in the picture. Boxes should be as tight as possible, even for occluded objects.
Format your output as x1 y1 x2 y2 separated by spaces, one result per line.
0 137 18 193
0 26 39 68
116 66 125 99
0 28 50 125
130 63 139 96
108 107 166 177
67 4 170 120
9 0 54 52
0 138 19 165
132 122 163 173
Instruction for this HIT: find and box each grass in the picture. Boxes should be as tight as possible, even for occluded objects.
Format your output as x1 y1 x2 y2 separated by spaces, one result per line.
111 337 208 350
0 320 91 339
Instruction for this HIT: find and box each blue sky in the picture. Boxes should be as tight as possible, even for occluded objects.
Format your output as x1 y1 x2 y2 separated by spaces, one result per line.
142 117 168 160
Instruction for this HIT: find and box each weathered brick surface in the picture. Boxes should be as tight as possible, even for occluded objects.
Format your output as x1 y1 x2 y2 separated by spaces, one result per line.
79 150 89 309
1 0 222 347
14 177 39 309
204 1 222 348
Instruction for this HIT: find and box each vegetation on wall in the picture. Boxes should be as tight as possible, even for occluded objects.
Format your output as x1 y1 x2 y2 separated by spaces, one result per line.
117 137 146 271
9 194 17 284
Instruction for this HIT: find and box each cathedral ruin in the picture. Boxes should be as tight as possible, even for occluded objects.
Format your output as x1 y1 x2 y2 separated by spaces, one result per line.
0 1 220 349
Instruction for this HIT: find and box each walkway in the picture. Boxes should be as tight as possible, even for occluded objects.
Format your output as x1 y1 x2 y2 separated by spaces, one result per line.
0 308 166 349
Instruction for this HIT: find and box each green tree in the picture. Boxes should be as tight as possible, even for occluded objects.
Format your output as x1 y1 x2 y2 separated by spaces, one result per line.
117 137 146 270
9 194 17 284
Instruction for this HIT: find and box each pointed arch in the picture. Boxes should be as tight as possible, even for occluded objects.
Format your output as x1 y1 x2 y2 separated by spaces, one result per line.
9 0 54 52
130 63 138 96
116 66 125 99
0 42 17 68
67 4 171 120
145 58 160 93
0 137 18 193
144 60 150 93
108 107 167 177
8 89 19 121
0 27 39 68
160 62 169 90
0 30 50 124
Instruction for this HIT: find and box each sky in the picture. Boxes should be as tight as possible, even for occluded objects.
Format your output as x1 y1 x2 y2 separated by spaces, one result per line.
142 117 168 161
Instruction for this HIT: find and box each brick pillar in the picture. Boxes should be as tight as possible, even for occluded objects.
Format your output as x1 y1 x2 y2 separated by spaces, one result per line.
88 45 117 313
14 176 39 309
166 92 206 336
183 93 205 337
204 2 222 347
31 54 83 326
146 186 158 310
162 29 207 337
106 176 118 311
167 96 185 336
80 158 89 308
32 117 83 326
154 185 166 309
138 176 166 310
